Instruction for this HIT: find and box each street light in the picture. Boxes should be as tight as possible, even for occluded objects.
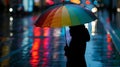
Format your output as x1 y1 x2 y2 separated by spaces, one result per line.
9 8 13 12
117 8 120 12
91 7 98 13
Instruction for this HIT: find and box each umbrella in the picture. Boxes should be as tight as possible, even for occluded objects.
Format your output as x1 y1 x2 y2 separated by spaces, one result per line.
34 2 97 46
34 3 97 28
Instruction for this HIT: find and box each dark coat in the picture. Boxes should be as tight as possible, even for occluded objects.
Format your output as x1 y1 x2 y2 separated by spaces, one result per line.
64 25 90 67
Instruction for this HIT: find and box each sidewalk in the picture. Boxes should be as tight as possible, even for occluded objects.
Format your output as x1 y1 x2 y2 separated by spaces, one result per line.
98 11 120 54
110 25 120 54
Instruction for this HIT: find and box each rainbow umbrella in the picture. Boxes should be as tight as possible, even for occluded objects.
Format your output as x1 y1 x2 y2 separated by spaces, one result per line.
34 2 97 46
34 3 97 28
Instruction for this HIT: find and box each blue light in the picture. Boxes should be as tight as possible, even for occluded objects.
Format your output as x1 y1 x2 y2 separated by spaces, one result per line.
65 0 70 1
23 0 33 12
94 0 99 6
28 0 33 12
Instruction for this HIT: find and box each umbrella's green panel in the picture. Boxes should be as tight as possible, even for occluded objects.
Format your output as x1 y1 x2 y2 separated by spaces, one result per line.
65 4 94 25
65 5 81 26
74 5 95 23
51 7 63 27
61 6 72 27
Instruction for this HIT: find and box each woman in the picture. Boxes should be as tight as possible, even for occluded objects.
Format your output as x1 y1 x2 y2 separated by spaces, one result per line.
64 24 90 67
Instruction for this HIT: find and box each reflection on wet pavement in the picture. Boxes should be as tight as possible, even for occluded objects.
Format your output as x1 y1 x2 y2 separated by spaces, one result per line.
0 15 120 67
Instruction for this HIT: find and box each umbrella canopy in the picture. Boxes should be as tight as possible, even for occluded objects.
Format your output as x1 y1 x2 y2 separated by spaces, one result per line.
34 3 97 28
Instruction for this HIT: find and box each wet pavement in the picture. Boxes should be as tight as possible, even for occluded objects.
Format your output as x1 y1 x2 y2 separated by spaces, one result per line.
0 14 120 67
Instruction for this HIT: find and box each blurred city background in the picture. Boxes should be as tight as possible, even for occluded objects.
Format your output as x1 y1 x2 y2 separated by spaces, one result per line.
0 0 120 67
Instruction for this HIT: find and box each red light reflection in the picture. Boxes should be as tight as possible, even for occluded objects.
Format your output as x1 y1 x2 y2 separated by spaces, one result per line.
43 27 50 37
106 17 110 23
33 27 42 37
30 26 50 67
30 38 41 67
106 34 113 58
42 38 50 67
43 38 50 49
107 34 112 51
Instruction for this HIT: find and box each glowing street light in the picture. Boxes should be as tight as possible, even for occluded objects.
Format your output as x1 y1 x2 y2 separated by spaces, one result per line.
9 8 13 12
91 7 98 13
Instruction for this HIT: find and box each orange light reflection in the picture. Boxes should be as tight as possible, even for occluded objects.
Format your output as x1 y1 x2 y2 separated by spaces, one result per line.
106 34 113 58
43 27 50 37
30 38 41 67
